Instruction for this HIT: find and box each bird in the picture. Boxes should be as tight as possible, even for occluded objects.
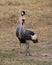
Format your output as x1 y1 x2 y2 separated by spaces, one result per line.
16 11 38 56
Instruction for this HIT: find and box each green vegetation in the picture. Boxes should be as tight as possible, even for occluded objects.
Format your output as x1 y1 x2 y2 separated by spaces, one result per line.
0 60 52 65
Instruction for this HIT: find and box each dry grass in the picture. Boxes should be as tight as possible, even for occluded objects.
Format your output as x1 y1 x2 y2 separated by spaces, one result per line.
0 0 52 42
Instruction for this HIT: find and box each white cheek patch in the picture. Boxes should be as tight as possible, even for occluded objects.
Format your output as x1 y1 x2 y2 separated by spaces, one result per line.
31 34 37 40
21 12 24 15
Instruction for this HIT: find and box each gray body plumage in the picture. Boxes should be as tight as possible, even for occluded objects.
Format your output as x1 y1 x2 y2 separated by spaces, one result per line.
16 28 35 43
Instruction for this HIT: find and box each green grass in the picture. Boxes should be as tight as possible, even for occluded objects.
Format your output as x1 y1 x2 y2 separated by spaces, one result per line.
0 43 52 65
0 59 52 65
0 51 17 58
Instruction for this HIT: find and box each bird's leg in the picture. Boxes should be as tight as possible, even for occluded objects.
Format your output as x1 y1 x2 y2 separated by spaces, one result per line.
28 43 32 56
26 41 31 56
19 43 22 53
25 43 27 56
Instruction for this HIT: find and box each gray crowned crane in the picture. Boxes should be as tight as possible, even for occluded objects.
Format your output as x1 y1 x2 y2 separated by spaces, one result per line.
16 11 38 56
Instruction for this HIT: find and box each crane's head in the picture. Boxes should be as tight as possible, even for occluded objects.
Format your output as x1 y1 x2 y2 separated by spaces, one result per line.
21 11 25 16
20 11 26 25
31 34 38 43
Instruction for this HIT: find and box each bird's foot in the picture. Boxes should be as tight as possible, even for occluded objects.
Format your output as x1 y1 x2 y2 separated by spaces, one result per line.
20 51 23 54
25 53 28 56
25 53 32 56
29 53 32 56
